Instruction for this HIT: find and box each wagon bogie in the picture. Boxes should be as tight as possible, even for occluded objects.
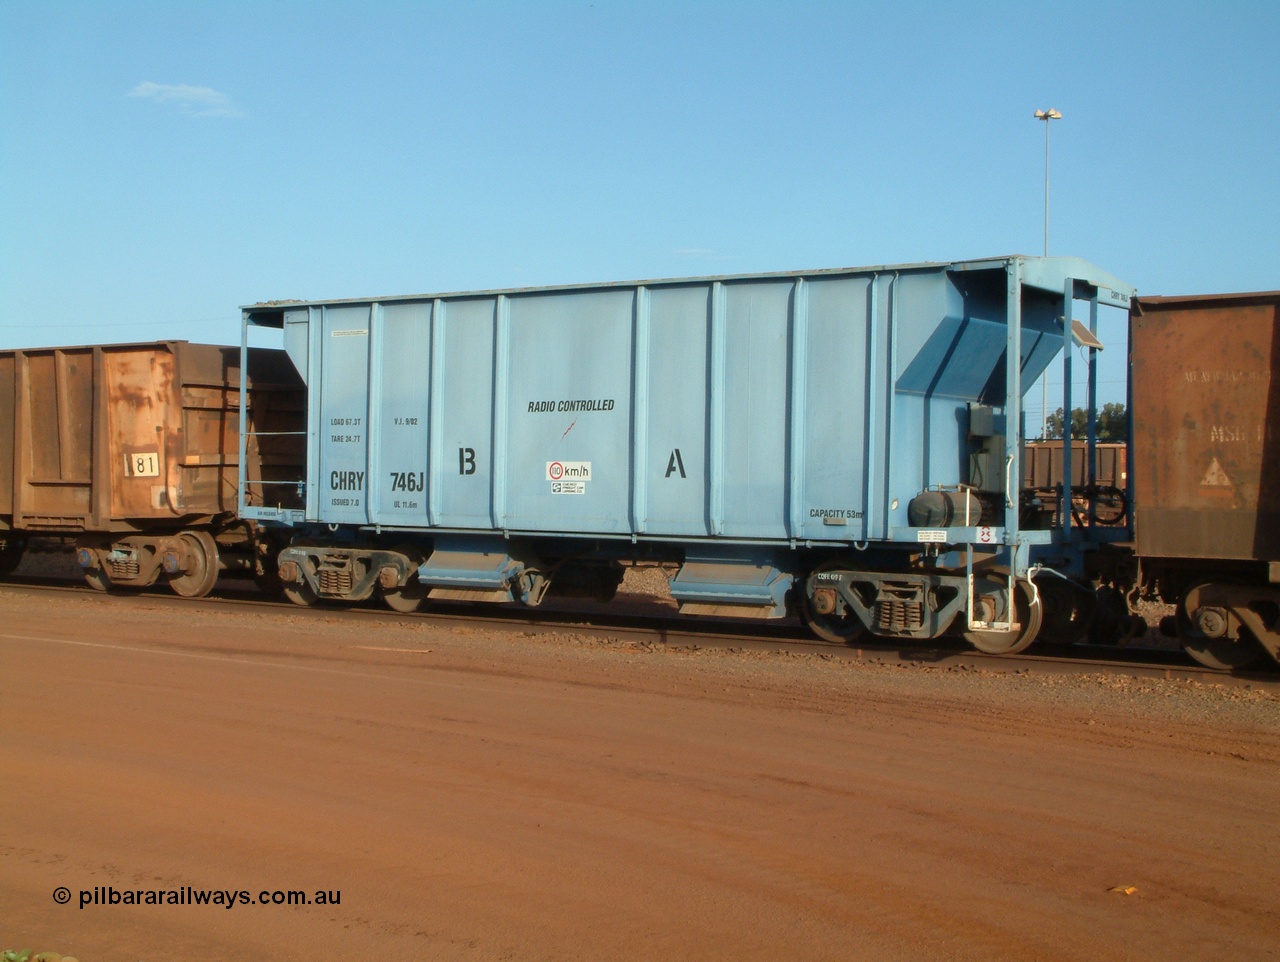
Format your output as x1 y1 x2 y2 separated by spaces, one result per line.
75 535 163 590
801 565 968 642
273 535 632 611
73 528 228 598
276 543 407 605
1174 581 1280 670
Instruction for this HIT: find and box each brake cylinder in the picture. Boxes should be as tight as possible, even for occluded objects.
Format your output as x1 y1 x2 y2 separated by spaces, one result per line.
907 490 983 527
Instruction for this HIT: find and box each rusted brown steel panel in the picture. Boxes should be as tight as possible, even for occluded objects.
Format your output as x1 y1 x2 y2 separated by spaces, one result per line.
105 345 176 518
0 354 14 521
0 342 304 534
1130 291 1280 561
12 347 95 528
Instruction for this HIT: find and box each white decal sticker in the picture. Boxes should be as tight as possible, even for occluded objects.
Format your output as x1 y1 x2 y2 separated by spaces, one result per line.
917 529 947 543
1200 457 1232 487
125 452 160 478
546 461 591 482
551 482 586 495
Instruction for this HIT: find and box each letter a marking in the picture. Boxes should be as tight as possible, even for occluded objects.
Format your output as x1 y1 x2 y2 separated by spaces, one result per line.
665 448 686 479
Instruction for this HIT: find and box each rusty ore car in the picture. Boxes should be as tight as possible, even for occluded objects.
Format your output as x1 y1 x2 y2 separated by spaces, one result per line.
0 342 303 595
1116 291 1280 669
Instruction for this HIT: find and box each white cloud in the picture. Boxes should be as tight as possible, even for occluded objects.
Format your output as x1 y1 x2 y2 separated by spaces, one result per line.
129 82 242 118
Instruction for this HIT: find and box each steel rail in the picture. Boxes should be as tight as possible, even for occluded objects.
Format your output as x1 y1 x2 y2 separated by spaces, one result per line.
2 576 1276 691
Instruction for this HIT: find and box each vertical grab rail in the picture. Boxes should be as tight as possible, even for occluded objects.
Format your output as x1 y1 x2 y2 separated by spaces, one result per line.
969 258 1027 633
238 314 249 518
1060 276 1074 536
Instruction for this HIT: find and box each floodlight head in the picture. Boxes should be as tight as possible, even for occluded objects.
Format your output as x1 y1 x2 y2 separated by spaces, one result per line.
1034 108 1062 121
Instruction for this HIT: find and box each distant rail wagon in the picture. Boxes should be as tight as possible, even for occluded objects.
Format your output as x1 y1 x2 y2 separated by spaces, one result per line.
0 342 304 595
1024 440 1126 492
241 255 1134 655
1022 441 1127 526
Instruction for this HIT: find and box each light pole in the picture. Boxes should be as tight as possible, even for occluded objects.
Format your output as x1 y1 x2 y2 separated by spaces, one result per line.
1035 108 1061 438
1034 108 1061 256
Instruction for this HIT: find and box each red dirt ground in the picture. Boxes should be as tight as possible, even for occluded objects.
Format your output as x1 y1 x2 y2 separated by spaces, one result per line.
2 588 1278 961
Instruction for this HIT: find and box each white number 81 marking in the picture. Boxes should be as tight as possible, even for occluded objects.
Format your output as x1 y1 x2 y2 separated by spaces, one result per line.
126 452 160 477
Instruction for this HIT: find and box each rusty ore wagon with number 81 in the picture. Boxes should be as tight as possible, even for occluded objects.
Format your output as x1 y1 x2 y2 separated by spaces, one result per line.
0 341 304 595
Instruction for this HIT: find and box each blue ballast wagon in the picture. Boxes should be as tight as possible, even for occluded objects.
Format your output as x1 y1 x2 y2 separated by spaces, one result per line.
240 255 1133 652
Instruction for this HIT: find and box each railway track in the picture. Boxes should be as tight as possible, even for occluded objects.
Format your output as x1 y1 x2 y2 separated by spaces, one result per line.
6 572 1277 692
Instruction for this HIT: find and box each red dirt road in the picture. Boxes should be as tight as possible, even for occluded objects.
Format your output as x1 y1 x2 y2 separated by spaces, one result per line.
2 589 1278 961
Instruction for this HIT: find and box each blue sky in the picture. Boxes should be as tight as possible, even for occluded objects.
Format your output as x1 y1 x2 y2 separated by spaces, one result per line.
2 0 1277 416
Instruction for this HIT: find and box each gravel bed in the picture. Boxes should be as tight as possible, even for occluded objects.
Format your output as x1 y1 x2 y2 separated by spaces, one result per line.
14 543 1275 727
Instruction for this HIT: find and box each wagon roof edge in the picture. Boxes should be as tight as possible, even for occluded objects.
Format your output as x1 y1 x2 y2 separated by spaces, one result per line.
1134 290 1280 310
240 254 1131 313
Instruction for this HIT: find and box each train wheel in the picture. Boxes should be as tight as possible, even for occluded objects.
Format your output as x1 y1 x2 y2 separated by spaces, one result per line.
283 580 319 606
1176 583 1264 671
381 545 427 612
168 531 220 598
964 575 1042 655
0 535 26 576
801 562 868 645
1089 486 1127 526
84 567 114 591
1033 573 1095 645
76 544 114 591
383 581 427 613
1086 586 1131 645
